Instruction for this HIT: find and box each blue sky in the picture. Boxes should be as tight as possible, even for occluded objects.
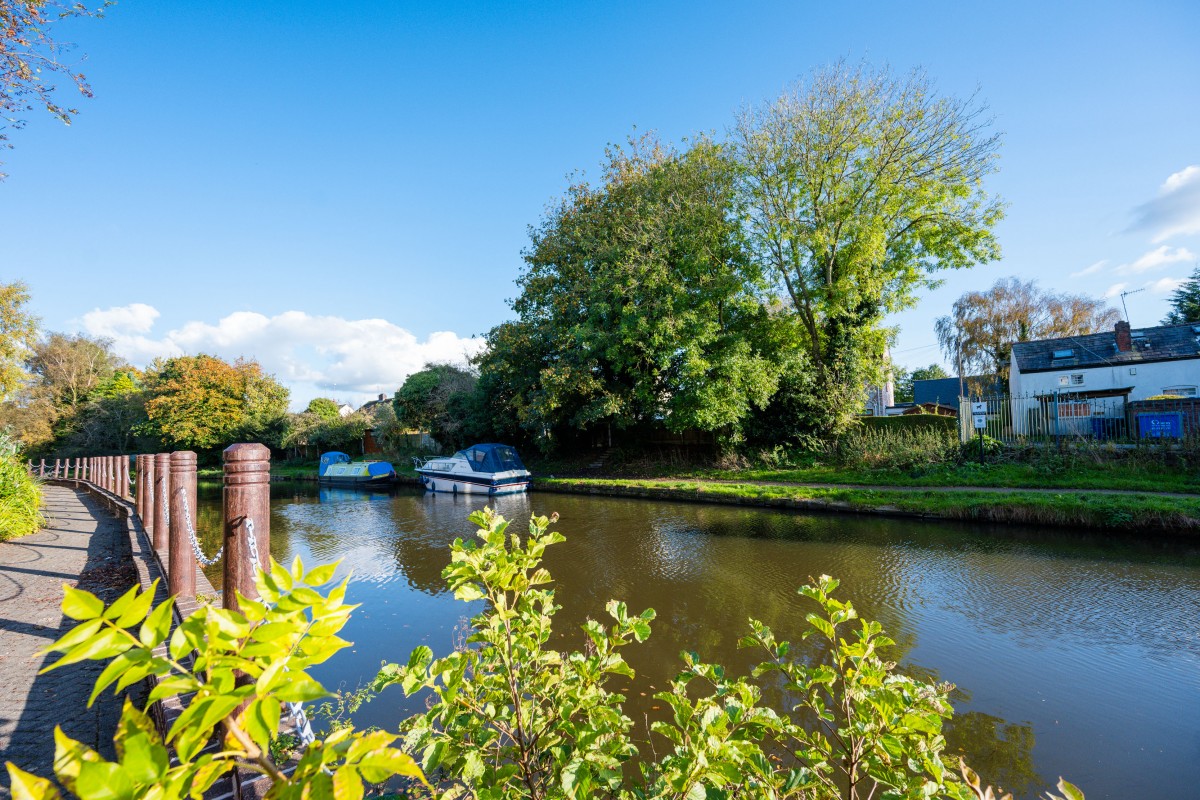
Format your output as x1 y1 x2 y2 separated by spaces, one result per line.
4 0 1199 407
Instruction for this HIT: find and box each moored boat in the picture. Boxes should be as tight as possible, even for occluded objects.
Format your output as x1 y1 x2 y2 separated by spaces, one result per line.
414 443 531 495
318 452 397 487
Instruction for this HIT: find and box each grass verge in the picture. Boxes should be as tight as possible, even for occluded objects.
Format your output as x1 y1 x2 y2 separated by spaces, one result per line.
1 455 42 539
537 477 1200 534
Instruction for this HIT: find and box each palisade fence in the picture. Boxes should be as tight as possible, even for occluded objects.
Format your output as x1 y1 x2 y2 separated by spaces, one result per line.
956 393 1200 446
27 446 316 754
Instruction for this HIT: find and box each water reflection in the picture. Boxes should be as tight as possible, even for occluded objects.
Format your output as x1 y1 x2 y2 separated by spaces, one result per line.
195 482 1200 800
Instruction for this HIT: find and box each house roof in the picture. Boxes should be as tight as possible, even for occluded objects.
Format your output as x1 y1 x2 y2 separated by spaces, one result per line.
1012 322 1200 374
913 375 1002 405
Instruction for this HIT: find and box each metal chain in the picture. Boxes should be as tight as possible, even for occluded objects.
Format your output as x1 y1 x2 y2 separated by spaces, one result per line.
286 701 316 746
161 488 170 529
180 494 221 566
244 517 262 573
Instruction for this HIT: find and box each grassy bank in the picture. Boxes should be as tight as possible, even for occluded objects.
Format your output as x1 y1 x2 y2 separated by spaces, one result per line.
680 461 1200 494
537 477 1200 534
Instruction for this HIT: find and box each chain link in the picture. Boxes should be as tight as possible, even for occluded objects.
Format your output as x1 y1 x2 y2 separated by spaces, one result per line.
286 701 316 746
245 517 262 573
180 494 221 566
161 487 170 530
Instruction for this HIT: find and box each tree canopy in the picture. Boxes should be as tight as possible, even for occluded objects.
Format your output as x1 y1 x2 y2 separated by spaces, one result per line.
732 62 1004 430
305 397 341 421
394 363 479 450
0 1 111 177
1162 264 1200 325
935 277 1119 379
142 355 289 451
0 281 37 399
479 136 792 449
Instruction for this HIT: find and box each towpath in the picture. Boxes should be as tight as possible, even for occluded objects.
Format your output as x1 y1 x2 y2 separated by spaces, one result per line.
0 485 139 797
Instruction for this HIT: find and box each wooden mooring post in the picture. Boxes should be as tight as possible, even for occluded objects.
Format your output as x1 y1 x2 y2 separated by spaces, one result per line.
168 451 198 600
120 455 130 499
222 443 271 612
154 453 170 552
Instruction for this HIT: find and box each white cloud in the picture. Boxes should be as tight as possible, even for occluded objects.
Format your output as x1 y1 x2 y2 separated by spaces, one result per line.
1147 277 1187 294
1070 260 1107 278
1128 165 1200 243
77 304 485 409
1103 282 1128 299
1115 244 1195 274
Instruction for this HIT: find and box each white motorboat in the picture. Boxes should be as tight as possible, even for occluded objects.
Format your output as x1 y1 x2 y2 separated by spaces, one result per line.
414 443 532 495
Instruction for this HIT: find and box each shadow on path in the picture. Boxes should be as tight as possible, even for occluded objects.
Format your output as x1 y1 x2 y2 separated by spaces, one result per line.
0 486 140 796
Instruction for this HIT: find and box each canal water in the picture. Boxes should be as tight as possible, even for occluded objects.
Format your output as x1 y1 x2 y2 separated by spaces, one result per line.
194 483 1200 799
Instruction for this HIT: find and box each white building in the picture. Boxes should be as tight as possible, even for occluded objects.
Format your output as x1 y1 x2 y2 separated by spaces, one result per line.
1008 321 1200 434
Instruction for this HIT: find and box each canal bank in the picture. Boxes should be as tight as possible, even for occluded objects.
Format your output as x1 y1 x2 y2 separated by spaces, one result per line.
533 476 1200 534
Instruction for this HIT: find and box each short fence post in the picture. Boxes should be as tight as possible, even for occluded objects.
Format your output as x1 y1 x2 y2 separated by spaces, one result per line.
140 455 155 542
120 455 130 498
223 443 271 613
154 453 171 553
73 458 80 480
38 458 45 477
135 455 145 517
53 458 60 478
168 451 198 600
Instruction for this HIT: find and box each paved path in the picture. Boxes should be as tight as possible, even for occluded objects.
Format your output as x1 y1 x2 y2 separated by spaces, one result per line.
0 485 138 796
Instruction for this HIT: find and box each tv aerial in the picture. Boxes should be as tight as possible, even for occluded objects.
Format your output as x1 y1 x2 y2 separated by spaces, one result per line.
1119 287 1145 322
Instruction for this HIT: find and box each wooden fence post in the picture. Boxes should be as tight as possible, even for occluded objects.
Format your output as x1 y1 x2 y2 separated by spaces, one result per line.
135 455 145 517
168 451 198 600
140 455 155 542
73 458 80 480
222 443 271 613
154 453 171 553
38 458 45 477
120 455 130 498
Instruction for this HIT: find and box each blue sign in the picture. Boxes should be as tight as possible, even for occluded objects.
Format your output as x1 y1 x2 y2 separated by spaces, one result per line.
1136 412 1183 439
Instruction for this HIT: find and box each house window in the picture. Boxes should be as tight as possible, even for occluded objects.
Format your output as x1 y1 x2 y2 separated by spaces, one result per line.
1052 348 1074 360
1059 402 1091 418
1058 374 1085 386
1162 386 1197 397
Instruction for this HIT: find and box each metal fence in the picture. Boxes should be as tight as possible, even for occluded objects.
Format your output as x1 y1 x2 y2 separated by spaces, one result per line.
956 393 1200 445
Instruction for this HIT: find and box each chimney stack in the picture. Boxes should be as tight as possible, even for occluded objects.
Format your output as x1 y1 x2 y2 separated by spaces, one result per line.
1116 320 1132 352
378 393 386 401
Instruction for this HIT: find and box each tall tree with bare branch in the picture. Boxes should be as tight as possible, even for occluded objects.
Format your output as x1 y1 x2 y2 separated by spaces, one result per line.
732 61 1005 431
935 277 1120 381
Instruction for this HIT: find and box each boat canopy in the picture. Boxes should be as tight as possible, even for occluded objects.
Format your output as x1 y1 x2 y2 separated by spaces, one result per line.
319 451 351 476
454 443 527 473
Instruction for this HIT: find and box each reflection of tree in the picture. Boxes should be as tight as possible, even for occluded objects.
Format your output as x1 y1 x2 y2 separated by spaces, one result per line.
945 710 1042 798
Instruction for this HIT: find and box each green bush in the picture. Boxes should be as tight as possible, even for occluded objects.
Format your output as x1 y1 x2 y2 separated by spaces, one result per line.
835 422 961 471
0 431 41 540
858 414 959 433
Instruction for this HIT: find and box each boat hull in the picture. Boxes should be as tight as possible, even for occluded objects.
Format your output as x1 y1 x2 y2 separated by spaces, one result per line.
317 474 396 489
417 472 530 495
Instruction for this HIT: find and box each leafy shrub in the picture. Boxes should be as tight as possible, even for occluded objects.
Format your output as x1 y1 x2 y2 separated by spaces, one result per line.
834 424 961 471
0 429 41 539
858 414 959 433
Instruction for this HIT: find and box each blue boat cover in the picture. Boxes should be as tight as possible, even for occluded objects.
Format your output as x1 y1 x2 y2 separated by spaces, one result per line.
455 444 526 473
367 461 395 477
319 451 351 476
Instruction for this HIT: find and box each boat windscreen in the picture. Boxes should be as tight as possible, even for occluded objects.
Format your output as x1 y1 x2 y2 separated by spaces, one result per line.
462 444 526 472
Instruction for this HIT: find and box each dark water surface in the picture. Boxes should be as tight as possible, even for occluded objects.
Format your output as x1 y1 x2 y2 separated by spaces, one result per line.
194 483 1200 799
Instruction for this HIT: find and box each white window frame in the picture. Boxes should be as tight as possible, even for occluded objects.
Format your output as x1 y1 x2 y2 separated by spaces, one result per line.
1059 374 1085 386
1162 385 1197 397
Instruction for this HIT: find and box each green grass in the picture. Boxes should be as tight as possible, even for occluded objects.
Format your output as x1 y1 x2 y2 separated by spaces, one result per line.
538 477 1200 533
677 462 1200 494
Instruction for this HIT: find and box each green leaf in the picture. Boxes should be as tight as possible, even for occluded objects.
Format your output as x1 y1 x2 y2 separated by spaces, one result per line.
138 599 174 648
243 697 281 751
274 674 327 703
332 765 363 800
6 764 62 800
302 562 339 586
62 586 104 621
114 588 156 629
76 760 132 800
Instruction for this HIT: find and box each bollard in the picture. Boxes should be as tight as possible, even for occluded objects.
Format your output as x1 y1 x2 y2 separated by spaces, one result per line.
120 455 130 498
39 458 45 477
53 458 59 478
154 453 171 552
135 455 145 518
222 443 271 612
168 451 198 600
74 458 80 480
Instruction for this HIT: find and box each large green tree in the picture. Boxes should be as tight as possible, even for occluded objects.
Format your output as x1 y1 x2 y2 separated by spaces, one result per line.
480 136 791 450
1162 264 1200 325
732 62 1005 432
394 363 479 450
142 355 289 452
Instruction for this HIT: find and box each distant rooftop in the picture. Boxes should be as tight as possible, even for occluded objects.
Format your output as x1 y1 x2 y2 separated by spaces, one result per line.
1012 322 1200 373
